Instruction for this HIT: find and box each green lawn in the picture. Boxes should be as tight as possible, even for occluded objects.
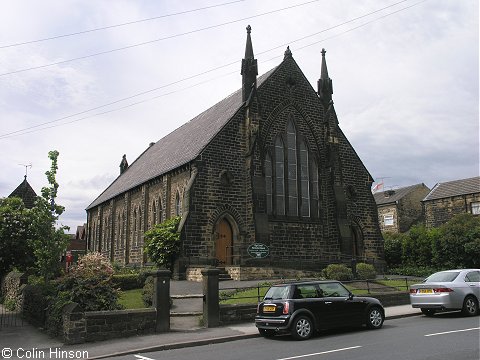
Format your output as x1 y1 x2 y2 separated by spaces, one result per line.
119 289 145 309
119 279 419 308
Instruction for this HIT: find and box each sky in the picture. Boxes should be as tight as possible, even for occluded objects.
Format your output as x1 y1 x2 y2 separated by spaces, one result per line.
0 0 478 232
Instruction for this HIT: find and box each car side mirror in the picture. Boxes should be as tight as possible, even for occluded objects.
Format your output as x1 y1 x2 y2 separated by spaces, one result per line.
348 293 354 300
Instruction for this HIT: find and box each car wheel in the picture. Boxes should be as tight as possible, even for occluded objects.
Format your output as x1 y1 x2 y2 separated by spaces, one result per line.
421 308 436 317
291 315 313 340
462 296 479 316
366 306 384 329
258 329 275 338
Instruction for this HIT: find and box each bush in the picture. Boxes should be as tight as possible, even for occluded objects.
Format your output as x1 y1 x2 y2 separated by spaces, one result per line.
388 266 439 278
322 264 353 281
355 263 376 280
383 232 405 267
60 252 122 311
144 217 181 271
22 282 56 327
113 274 144 291
142 276 154 307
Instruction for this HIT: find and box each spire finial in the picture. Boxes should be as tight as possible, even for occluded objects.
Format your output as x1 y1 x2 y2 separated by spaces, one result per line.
241 25 257 102
284 46 292 59
318 48 333 104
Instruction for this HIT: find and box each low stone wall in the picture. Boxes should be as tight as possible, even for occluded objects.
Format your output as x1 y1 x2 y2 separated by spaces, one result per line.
372 292 410 307
62 303 156 345
225 266 318 281
220 304 257 324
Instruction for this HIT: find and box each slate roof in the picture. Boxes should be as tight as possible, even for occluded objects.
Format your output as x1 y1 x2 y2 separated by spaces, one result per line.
87 68 276 210
423 176 480 201
373 183 427 206
9 176 37 209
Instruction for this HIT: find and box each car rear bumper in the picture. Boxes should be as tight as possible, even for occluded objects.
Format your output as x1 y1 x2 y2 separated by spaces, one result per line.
409 294 460 310
255 316 291 331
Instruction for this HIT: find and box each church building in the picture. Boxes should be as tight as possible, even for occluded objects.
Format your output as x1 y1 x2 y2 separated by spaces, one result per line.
86 27 384 279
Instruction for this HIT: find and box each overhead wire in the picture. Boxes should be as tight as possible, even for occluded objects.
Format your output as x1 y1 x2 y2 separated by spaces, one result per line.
0 0 322 77
0 0 246 49
0 0 427 139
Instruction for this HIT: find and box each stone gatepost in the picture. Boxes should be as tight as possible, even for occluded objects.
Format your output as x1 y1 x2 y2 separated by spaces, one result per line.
151 269 171 332
202 268 220 328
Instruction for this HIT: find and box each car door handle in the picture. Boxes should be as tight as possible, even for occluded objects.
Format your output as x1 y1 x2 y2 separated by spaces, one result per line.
325 301 332 304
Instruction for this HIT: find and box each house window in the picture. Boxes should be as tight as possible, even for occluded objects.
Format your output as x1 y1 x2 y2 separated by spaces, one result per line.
384 214 394 226
265 153 273 214
471 202 480 215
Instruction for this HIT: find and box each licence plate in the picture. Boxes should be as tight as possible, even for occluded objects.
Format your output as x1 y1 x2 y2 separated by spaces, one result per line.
263 305 276 312
419 289 433 294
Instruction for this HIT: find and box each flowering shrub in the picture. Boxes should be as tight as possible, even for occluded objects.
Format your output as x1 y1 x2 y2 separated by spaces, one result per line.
70 252 114 279
60 252 122 311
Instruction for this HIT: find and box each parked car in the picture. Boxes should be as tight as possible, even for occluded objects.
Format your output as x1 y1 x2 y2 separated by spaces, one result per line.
409 269 480 317
255 280 385 340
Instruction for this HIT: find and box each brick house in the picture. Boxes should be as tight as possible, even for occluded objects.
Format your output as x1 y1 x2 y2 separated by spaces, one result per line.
423 176 480 228
86 27 384 278
373 184 430 233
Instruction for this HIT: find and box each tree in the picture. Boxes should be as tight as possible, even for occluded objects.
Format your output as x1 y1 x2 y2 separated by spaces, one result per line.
144 216 181 271
432 213 480 269
30 150 69 282
0 197 35 277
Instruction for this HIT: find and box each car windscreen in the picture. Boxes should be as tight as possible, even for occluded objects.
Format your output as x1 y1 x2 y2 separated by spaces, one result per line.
425 271 460 283
264 286 289 300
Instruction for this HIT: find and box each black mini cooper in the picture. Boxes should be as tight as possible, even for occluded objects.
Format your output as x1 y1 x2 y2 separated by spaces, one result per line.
255 280 385 340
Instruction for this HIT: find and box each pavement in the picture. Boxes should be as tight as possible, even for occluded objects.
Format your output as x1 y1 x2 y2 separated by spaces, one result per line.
0 280 423 360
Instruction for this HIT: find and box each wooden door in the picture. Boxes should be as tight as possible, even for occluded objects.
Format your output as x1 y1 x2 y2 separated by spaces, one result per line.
215 219 232 265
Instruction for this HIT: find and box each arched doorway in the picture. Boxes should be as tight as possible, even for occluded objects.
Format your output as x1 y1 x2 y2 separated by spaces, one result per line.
350 223 364 259
215 218 233 265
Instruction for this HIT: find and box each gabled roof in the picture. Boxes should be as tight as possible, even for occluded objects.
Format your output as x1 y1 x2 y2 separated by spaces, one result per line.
87 68 276 210
9 176 37 209
373 183 428 206
423 176 480 201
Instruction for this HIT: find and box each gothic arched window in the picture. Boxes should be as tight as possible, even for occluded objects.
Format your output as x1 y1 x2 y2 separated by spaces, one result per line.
267 115 319 219
299 140 310 217
274 137 285 215
265 153 273 214
287 119 298 216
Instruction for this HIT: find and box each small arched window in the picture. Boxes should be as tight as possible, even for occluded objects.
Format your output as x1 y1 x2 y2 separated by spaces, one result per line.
152 201 157 227
117 214 121 249
159 197 163 223
175 191 182 216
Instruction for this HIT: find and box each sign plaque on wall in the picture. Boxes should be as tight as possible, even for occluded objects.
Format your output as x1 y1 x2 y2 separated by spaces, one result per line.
247 243 269 258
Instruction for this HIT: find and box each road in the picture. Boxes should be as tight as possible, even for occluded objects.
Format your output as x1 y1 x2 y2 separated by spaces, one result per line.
109 313 479 360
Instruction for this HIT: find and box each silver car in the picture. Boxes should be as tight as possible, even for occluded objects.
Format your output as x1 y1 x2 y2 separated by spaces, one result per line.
410 269 480 316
